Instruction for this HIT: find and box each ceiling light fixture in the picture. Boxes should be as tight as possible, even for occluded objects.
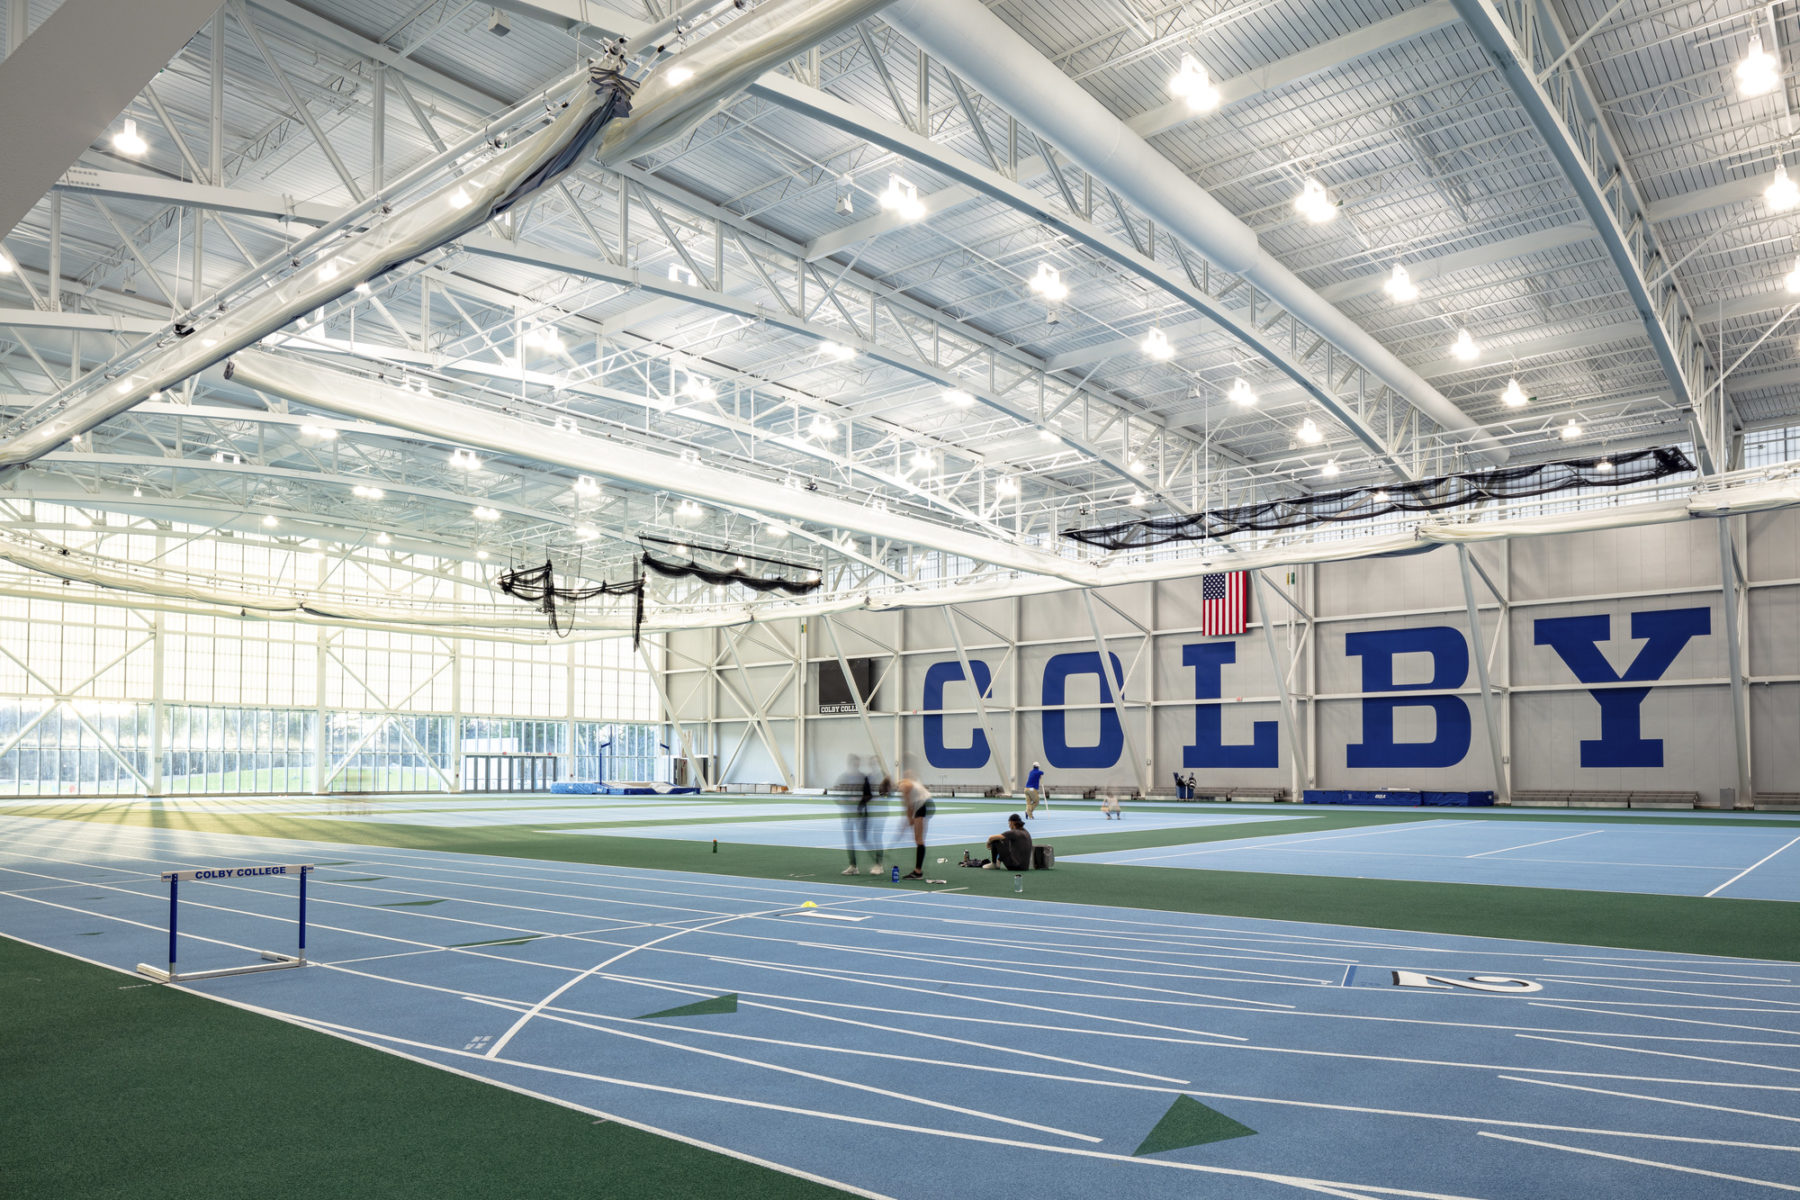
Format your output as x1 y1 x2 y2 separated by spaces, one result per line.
820 341 856 361
1596 456 1614 471
1228 377 1257 407
1785 256 1800 294
878 173 927 221
809 414 837 439
1128 490 1146 506
1141 327 1174 360
354 281 371 296
261 514 278 527
1168 53 1220 112
996 476 1020 497
945 388 974 408
1768 163 1800 211
1039 428 1058 443
1739 33 1781 98
573 475 601 497
449 448 481 471
912 449 935 471
1028 263 1069 302
112 119 147 157
1129 456 1145 473
1500 377 1529 407
676 499 703 517
473 506 500 521
476 550 489 560
1383 263 1419 303
1562 418 1582 441
524 322 564 352
301 422 337 439
377 532 391 545
1293 177 1337 224
1320 460 1340 478
765 523 787 538
1372 489 1389 502
577 525 599 540
1450 327 1480 362
665 65 695 86
1297 417 1324 445
352 484 385 500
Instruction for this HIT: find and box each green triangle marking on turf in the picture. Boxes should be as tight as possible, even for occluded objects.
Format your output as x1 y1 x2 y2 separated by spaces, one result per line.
1133 1095 1255 1156
377 898 445 907
635 993 738 1020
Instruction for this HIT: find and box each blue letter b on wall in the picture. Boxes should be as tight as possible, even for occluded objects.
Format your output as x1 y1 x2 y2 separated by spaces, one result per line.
1345 627 1472 769
923 659 992 769
1042 651 1125 769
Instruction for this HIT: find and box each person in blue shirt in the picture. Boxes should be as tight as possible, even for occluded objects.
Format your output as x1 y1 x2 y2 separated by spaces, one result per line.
1024 761 1045 820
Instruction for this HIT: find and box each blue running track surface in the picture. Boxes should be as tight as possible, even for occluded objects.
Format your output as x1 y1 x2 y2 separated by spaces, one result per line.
3 813 1798 1200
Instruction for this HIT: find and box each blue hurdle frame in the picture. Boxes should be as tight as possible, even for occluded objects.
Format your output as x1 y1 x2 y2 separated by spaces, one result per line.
137 863 314 983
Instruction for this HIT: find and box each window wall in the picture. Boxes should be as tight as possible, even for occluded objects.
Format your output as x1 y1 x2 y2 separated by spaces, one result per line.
0 516 665 796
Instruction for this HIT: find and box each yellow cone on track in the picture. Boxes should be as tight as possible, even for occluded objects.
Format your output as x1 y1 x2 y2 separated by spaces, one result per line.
801 901 817 908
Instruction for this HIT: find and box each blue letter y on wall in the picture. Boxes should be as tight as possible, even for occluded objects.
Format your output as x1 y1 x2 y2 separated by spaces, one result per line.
1532 608 1710 768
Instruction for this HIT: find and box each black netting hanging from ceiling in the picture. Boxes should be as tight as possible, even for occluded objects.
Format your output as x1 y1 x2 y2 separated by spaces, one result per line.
1063 447 1697 550
497 559 644 642
639 534 823 595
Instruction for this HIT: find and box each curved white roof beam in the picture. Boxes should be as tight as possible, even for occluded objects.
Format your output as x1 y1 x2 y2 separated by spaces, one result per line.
225 349 1097 585
881 0 1507 466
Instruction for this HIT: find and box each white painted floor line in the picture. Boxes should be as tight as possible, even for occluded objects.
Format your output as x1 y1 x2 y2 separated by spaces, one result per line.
467 996 1104 1144
1498 1074 1800 1124
1559 978 1800 1009
1515 1033 1800 1074
1707 834 1800 897
1476 1131 1800 1193
1466 830 1602 858
1527 1001 1800 1039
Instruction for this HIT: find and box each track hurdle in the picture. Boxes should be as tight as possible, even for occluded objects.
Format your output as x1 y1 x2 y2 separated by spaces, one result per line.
137 863 314 983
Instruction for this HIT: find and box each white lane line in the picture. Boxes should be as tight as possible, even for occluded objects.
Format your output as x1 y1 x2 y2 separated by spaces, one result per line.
1498 1075 1800 1125
1476 1132 1800 1193
1093 820 1456 866
1706 834 1800 898
1466 830 1602 859
1515 1033 1800 1074
467 996 1104 1144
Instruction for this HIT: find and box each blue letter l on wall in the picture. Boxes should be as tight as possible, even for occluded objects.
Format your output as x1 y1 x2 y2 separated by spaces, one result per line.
1533 607 1710 768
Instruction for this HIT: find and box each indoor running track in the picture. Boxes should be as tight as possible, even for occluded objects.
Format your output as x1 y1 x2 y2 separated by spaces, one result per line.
2 814 1799 1200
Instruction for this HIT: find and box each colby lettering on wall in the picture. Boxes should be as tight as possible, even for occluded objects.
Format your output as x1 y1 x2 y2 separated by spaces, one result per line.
921 606 1713 774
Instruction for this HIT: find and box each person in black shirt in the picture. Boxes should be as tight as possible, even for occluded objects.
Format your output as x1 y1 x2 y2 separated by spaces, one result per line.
982 813 1033 870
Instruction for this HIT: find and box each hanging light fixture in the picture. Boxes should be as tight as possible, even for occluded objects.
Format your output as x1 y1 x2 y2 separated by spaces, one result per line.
376 532 391 545
1383 263 1419 303
261 514 279 527
1595 455 1614 471
1738 33 1782 98
820 341 857 361
1500 377 1529 407
1167 53 1220 112
1029 262 1070 301
1039 428 1058 442
1562 418 1583 440
1297 417 1324 445
1128 490 1147 506
1450 328 1480 362
112 119 148 156
996 476 1020 497
765 523 787 538
0 249 12 275
911 448 935 471
809 414 837 439
1141 327 1174 360
352 484 385 500
1768 163 1800 211
1228 377 1257 407
573 475 601 497
1320 460 1340 478
449 448 481 470
1293 178 1337 224
680 374 717 402
472 506 500 521
1785 256 1800 294
878 173 927 221
945 388 975 408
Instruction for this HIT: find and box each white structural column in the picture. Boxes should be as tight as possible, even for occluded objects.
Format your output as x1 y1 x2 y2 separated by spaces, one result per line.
1253 571 1311 798
641 637 710 790
1081 591 1149 796
1457 546 1509 804
822 614 892 786
1718 518 1754 807
943 606 1013 794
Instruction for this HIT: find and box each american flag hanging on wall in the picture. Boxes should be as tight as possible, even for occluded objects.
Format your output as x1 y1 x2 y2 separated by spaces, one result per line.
1200 570 1249 636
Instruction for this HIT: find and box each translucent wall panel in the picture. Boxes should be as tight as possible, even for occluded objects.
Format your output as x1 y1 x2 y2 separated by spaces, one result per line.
461 641 563 717
324 713 454 793
325 629 455 712
0 701 151 795
164 615 314 707
0 598 153 699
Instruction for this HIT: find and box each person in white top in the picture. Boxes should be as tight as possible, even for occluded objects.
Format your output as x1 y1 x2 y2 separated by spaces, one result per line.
895 766 934 880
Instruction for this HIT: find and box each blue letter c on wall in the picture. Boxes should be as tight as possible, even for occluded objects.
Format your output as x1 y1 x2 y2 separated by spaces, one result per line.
923 659 991 769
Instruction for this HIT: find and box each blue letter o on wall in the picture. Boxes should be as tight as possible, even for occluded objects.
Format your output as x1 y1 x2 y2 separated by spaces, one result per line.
1041 651 1125 769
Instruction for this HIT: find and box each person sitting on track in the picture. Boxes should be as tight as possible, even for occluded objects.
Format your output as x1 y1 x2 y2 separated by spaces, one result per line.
1100 793 1122 820
981 813 1033 870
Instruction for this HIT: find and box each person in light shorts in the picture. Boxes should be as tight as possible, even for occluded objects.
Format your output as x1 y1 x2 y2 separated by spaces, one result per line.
1024 761 1046 819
